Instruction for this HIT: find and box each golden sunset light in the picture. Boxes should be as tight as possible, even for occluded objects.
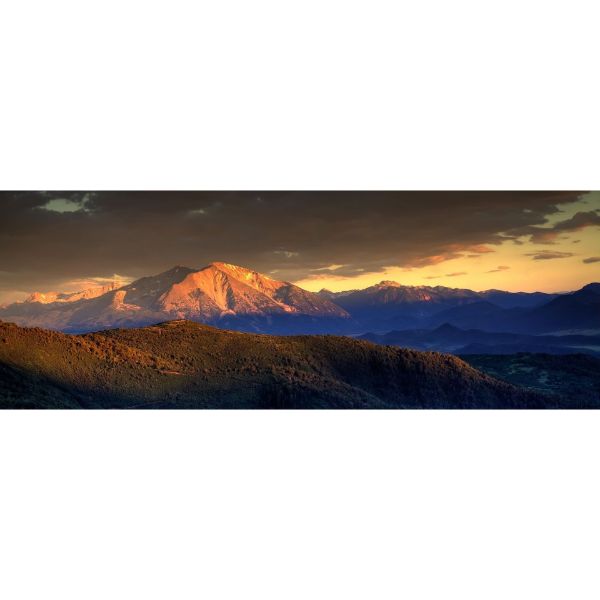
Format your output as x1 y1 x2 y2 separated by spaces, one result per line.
1 191 599 411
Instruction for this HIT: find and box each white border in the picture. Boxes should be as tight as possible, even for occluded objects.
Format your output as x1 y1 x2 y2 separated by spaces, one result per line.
1 411 599 600
0 0 599 190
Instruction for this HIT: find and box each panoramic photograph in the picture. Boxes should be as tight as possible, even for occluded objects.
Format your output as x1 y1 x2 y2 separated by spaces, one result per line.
1 191 599 409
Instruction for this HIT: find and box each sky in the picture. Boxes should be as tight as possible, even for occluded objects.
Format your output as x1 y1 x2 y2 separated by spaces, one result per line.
0 191 599 304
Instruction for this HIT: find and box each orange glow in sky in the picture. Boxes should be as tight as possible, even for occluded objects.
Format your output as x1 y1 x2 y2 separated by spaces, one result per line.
295 193 600 294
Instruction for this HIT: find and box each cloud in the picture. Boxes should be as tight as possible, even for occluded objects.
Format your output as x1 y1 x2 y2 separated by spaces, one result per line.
273 250 299 259
0 191 590 301
425 275 442 280
64 274 133 289
296 273 350 283
467 245 495 254
525 251 575 261
512 210 600 245
312 264 347 272
445 272 467 277
487 265 511 273
39 193 92 214
583 257 600 264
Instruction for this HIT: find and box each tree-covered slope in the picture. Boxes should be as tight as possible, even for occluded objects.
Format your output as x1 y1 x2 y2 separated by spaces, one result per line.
0 319 553 409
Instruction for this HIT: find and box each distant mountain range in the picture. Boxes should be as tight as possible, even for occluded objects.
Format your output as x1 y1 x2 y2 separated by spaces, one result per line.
24 281 123 304
1 262 598 342
0 319 569 409
360 323 600 356
321 281 600 334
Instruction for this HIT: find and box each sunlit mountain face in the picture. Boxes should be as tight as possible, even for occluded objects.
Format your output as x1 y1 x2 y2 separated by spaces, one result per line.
1 260 598 339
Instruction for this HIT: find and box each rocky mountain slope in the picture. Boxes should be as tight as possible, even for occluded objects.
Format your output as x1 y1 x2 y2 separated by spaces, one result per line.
320 281 481 319
0 320 552 409
0 263 349 333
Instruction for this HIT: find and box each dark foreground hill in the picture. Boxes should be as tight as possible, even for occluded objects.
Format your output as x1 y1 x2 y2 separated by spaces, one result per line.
0 320 554 409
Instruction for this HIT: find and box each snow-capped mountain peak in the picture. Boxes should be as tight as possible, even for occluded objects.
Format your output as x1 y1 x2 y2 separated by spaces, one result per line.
158 262 348 319
1 263 349 333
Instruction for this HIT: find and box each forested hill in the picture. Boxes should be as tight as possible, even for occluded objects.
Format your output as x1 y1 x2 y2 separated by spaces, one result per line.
0 319 555 409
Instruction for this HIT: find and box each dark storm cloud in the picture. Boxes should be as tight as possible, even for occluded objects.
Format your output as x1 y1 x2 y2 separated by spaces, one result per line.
525 251 575 261
511 209 600 244
0 191 588 298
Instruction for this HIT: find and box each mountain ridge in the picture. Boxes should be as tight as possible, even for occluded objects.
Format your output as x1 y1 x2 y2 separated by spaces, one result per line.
24 281 124 304
1 262 597 336
0 263 349 333
360 324 600 356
